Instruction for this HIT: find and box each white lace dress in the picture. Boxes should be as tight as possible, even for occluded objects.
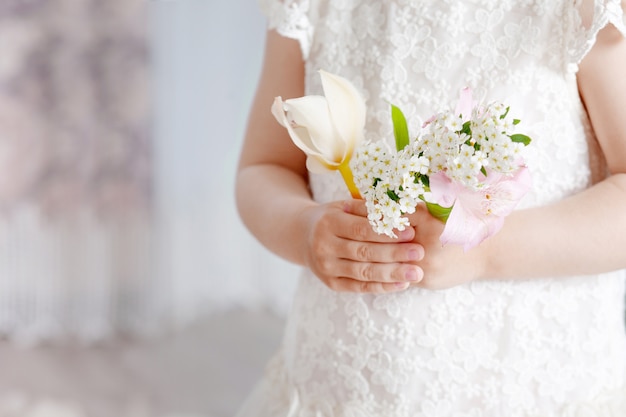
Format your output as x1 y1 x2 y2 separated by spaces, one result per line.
238 1 626 416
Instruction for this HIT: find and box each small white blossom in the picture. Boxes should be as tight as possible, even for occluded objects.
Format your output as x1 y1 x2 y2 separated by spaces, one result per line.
351 96 531 239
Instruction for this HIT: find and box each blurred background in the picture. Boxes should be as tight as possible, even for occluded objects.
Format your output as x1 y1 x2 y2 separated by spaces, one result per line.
0 0 296 416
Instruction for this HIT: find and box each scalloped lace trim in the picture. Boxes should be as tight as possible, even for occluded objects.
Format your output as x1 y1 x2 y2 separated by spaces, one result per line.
258 0 313 59
569 0 626 67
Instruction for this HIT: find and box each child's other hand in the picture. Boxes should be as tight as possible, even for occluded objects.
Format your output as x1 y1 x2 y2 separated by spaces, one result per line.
406 205 485 290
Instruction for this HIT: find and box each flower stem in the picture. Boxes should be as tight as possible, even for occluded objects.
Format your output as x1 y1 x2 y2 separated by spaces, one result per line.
338 162 362 199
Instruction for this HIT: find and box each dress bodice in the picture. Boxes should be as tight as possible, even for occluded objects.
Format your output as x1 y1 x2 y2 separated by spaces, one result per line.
262 0 626 208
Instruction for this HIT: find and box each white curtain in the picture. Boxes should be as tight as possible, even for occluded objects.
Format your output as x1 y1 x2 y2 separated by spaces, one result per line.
152 0 299 321
0 0 155 344
0 0 298 345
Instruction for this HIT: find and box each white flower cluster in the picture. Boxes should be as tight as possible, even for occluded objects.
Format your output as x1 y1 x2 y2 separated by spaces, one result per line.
351 101 528 238
352 141 430 237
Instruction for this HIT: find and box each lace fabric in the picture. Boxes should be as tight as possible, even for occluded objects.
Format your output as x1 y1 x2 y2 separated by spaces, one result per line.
244 1 626 416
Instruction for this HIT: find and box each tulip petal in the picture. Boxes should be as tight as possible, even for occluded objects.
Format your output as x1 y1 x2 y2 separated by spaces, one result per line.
271 96 326 160
271 96 289 129
319 70 366 159
284 96 342 162
306 156 336 173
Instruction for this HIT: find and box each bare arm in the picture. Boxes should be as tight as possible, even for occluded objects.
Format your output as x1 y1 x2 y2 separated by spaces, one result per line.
487 23 626 278
236 30 312 265
236 31 425 292
397 23 626 288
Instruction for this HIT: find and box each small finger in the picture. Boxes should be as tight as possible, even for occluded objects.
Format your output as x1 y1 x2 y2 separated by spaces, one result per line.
341 241 424 263
333 259 424 284
334 214 415 243
342 200 416 242
330 277 411 293
342 199 369 217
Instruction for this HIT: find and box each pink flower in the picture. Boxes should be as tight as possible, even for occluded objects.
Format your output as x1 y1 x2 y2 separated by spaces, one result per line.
454 87 475 121
429 167 532 251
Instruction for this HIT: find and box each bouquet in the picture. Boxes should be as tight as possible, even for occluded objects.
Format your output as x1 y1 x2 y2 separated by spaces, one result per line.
272 70 532 251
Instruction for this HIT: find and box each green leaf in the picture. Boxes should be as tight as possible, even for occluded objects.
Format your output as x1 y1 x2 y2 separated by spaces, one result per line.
510 133 532 146
391 104 410 152
460 121 472 136
480 166 487 177
425 201 452 223
500 106 510 120
512 119 521 125
386 189 400 202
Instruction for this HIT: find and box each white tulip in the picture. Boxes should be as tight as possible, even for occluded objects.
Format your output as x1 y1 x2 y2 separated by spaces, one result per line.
271 70 365 198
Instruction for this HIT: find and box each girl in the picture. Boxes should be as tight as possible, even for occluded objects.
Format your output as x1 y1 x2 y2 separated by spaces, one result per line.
236 0 626 415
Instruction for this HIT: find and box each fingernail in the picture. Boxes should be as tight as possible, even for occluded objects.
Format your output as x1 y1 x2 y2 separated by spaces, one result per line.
405 268 420 282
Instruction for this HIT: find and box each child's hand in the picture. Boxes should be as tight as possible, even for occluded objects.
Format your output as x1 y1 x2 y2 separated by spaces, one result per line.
406 205 485 290
302 199 425 293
